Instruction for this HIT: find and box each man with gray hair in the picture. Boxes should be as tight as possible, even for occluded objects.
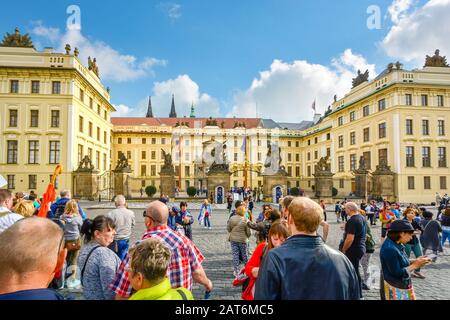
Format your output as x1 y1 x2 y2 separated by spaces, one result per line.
0 217 66 300
339 201 367 296
106 195 135 260
112 200 213 300
49 190 86 220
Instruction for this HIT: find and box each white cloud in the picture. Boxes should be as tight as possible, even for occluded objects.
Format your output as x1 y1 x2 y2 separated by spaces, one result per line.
113 75 220 118
151 75 220 117
227 49 376 122
112 104 133 117
387 0 416 24
381 0 450 62
158 2 182 22
31 21 60 43
31 24 166 82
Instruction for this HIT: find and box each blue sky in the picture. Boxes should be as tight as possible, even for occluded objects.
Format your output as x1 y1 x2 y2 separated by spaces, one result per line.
1 0 447 121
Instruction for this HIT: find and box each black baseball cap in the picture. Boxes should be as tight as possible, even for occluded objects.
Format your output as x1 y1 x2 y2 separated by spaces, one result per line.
389 220 414 232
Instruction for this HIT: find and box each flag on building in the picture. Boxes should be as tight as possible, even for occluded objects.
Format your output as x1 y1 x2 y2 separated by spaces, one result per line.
241 135 246 153
312 99 316 112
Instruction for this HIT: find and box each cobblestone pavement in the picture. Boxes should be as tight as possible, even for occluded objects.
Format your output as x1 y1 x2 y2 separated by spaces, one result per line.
62 202 450 300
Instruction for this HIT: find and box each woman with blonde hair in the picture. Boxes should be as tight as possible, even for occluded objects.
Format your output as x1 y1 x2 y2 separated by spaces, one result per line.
12 200 35 218
60 199 83 288
227 206 251 277
198 199 213 229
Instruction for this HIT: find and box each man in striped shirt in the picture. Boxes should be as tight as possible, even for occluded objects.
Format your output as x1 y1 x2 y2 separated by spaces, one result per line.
111 201 212 299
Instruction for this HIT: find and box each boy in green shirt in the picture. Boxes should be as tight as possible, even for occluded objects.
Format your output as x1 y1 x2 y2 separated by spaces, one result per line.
128 239 194 300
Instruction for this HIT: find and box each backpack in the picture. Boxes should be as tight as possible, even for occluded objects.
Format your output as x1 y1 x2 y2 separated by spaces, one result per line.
54 202 66 219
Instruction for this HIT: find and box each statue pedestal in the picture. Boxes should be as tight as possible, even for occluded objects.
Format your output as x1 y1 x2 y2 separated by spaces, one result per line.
159 168 175 198
372 171 396 201
113 170 132 199
73 170 99 201
314 172 334 198
207 167 231 204
354 169 370 198
263 170 288 204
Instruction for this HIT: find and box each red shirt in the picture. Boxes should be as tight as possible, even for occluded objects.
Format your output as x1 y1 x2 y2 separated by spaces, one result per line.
243 241 267 300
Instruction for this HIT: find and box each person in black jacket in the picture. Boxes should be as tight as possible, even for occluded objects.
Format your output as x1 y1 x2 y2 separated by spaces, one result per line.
254 197 360 300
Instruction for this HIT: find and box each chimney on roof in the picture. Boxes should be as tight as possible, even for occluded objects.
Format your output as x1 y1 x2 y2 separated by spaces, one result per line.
146 96 154 118
169 94 177 118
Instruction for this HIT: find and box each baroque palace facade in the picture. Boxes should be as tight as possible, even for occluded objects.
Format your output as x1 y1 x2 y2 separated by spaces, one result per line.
1 29 450 203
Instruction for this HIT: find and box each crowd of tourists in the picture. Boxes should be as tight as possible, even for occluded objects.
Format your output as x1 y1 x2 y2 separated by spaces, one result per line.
0 186 448 301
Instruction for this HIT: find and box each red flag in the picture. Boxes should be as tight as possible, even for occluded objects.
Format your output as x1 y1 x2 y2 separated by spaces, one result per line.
38 165 63 218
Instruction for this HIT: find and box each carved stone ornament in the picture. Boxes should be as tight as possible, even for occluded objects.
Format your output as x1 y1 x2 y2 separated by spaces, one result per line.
77 155 95 172
352 69 369 88
114 152 132 172
1 28 34 48
424 49 449 68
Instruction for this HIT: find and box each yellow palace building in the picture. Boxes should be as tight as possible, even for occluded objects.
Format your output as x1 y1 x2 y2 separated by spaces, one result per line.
0 29 115 195
1 28 449 204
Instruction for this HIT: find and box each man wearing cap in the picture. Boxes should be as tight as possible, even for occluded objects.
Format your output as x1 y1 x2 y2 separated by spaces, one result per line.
380 219 430 300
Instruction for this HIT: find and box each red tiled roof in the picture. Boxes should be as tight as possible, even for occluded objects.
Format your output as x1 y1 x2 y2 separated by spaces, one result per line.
111 117 263 129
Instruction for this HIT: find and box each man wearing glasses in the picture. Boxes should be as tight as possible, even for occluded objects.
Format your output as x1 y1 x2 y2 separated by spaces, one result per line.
112 201 213 300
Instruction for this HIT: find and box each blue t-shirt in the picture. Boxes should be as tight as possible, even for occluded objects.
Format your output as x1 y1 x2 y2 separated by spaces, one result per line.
0 288 65 300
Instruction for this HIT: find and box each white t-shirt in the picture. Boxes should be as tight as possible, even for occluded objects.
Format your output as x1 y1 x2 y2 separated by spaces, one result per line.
0 207 24 233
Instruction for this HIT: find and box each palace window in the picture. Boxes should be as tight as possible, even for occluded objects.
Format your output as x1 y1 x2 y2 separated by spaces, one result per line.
406 146 415 167
7 141 18 164
363 105 370 117
338 135 344 148
314 137 318 144
51 110 60 128
406 119 413 135
327 148 331 157
296 153 300 161
97 127 100 141
151 151 156 160
307 166 311 177
338 156 344 172
379 122 386 139
350 154 357 171
49 141 61 164
80 89 84 102
9 110 18 127
307 152 311 161
10 80 19 93
79 116 84 133
437 95 444 107
350 132 356 145
338 117 343 126
52 81 61 94
78 145 84 164
421 94 428 106
142 151 146 160
28 141 39 164
339 179 344 189
7 175 15 190
89 122 93 137
127 138 132 144
151 165 156 176
438 147 447 167
363 127 370 142
440 176 447 189
405 94 412 106
89 97 93 109
422 147 431 167
314 150 318 159
29 175 37 190
350 111 356 122
424 176 431 190
96 151 100 169
378 148 387 166
295 166 300 177
438 120 445 136
31 81 40 94
422 120 429 136
408 176 415 190
30 110 39 128
378 99 386 111
141 165 147 177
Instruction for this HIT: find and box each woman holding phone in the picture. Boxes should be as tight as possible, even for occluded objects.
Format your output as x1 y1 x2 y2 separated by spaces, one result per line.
380 220 430 300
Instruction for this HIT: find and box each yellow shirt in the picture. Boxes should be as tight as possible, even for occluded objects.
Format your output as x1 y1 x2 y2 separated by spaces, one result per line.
129 278 194 300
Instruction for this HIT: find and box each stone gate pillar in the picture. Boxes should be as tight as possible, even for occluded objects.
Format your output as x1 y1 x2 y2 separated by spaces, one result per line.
207 164 231 204
371 160 396 202
354 156 370 199
313 156 334 198
72 156 99 201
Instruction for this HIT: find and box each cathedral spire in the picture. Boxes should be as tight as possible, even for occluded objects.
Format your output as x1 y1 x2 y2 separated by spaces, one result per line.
146 96 154 118
169 94 177 118
190 102 195 118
